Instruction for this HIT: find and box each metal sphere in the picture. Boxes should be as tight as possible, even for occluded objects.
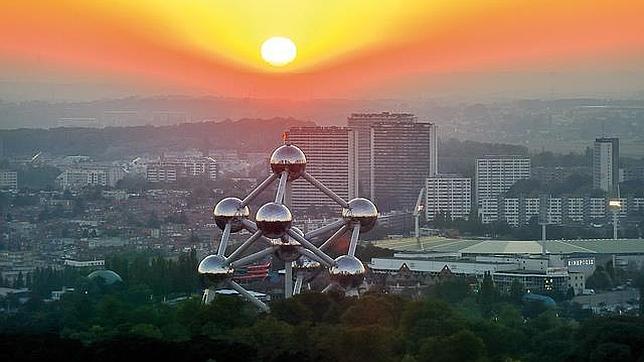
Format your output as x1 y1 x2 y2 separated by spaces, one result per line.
255 202 293 239
294 256 321 272
342 198 379 232
213 197 250 233
198 255 233 285
272 226 303 262
270 144 307 180
329 255 366 289
273 242 301 262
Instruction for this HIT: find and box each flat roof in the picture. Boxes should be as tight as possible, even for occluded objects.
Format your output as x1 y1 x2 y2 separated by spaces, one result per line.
370 237 644 255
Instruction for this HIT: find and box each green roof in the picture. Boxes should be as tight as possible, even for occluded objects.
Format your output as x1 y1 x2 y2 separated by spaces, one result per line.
87 270 123 284
370 237 644 255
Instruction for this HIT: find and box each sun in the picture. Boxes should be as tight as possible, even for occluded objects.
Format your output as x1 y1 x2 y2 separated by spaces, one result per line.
261 37 297 67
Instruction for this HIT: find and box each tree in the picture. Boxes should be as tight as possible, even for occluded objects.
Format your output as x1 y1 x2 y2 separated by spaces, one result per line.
509 279 525 302
479 272 497 310
417 330 486 362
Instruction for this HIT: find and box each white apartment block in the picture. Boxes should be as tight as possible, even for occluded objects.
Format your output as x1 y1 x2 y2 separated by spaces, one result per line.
479 198 499 224
476 156 531 206
0 170 18 190
425 175 472 221
547 198 562 225
565 197 585 223
503 198 520 227
481 195 643 227
146 156 218 183
524 198 541 223
588 198 606 220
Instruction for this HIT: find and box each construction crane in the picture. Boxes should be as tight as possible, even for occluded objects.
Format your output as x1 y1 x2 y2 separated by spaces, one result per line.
413 187 425 250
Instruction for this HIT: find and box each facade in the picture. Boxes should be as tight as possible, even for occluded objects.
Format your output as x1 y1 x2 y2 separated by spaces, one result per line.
369 253 579 295
347 112 438 211
347 112 417 199
425 175 472 221
475 156 531 206
64 259 105 268
370 120 437 211
478 194 644 226
531 166 591 184
621 166 644 182
146 155 218 183
479 198 499 224
285 126 356 216
0 170 18 190
593 137 619 194
56 166 125 189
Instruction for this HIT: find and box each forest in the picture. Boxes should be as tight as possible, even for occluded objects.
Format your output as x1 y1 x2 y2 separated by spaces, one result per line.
1 252 643 362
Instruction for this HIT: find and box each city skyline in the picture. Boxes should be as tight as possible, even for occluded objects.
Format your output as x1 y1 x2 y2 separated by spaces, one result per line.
1 2 644 360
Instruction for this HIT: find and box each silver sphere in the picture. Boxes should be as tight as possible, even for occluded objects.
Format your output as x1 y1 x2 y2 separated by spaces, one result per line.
273 226 302 262
198 255 233 285
294 256 321 272
255 202 293 239
342 198 379 232
273 242 301 262
329 255 366 289
270 144 306 180
213 197 250 233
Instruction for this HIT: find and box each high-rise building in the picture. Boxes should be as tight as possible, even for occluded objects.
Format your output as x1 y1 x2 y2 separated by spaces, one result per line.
475 156 531 205
347 112 438 197
593 137 619 194
347 112 438 211
370 120 437 211
0 170 18 190
425 175 471 221
286 126 356 216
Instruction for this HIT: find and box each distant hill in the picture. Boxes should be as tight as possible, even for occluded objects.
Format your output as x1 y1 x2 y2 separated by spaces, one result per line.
0 118 315 159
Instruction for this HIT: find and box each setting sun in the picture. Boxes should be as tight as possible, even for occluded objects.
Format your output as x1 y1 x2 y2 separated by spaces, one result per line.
261 36 297 67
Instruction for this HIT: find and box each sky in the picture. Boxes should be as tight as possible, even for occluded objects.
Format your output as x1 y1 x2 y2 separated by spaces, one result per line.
1 0 644 101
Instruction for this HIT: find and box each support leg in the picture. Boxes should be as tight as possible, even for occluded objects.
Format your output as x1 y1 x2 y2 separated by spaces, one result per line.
285 262 293 298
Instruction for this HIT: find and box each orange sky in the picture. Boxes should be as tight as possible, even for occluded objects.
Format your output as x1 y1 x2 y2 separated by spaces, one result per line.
1 0 643 99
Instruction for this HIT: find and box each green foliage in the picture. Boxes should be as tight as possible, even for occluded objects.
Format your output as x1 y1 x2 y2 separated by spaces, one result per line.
2 276 644 361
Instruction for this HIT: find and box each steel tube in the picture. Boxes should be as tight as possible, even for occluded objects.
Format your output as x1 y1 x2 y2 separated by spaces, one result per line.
240 173 278 207
217 222 232 256
284 262 293 298
274 171 289 204
229 246 274 268
302 172 350 208
348 223 361 257
293 273 304 295
299 248 333 268
319 224 349 252
287 229 336 266
304 219 346 240
224 230 263 264
228 280 270 312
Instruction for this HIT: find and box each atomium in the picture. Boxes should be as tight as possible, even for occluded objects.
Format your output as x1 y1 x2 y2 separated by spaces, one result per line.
198 143 378 311
256 202 293 239
214 197 250 233
329 255 366 289
342 198 379 232
294 256 321 272
270 144 306 180
198 255 234 285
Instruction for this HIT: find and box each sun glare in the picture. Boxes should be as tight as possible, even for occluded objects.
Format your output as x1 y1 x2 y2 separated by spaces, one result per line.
261 36 297 67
